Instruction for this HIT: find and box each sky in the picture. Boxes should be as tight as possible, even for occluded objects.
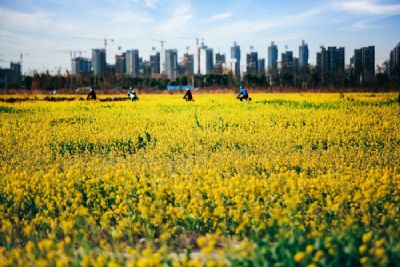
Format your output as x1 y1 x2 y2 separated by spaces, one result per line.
0 0 400 74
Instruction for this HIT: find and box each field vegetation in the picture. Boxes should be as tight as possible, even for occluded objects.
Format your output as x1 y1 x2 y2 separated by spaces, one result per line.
0 93 399 266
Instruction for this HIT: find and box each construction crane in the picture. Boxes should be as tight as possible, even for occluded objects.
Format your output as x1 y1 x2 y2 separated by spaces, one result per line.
69 50 84 59
172 36 204 74
73 36 114 49
72 36 114 65
19 52 28 75
20 52 28 63
193 37 205 75
150 39 166 73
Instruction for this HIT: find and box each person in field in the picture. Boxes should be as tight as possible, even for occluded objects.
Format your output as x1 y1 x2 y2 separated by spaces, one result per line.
87 87 97 100
128 87 138 101
183 88 194 101
237 86 251 101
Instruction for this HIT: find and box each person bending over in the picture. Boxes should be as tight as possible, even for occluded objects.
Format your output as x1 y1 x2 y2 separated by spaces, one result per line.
128 87 138 101
87 87 97 100
237 86 251 101
183 89 194 101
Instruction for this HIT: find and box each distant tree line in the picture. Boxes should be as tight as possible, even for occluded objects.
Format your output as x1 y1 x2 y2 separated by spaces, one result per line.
3 63 400 92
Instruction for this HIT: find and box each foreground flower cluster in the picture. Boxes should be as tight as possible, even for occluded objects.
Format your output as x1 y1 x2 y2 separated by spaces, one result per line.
0 93 399 266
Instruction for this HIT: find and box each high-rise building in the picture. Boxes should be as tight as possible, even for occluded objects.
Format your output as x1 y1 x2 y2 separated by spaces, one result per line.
268 41 278 71
200 46 214 75
126 49 140 77
281 51 293 69
258 58 265 76
150 52 160 74
353 46 375 84
115 53 126 74
327 47 345 72
299 40 309 68
10 62 21 78
316 46 345 82
215 53 226 66
71 57 92 75
0 68 19 88
390 42 400 78
183 53 194 75
293 57 299 70
141 60 151 76
316 46 326 75
92 49 106 75
10 62 21 76
214 53 226 74
246 52 258 75
165 49 178 81
231 42 241 80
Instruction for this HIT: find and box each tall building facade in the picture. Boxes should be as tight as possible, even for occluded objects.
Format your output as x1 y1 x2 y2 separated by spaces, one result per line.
126 49 140 77
165 49 178 81
246 52 258 75
92 49 106 76
328 47 345 72
215 53 226 66
299 40 309 68
150 52 160 74
390 42 400 78
10 62 21 78
141 60 151 76
258 58 265 76
230 42 241 80
71 57 92 75
115 53 126 74
317 46 345 82
268 41 278 71
353 46 375 84
183 53 194 75
281 51 293 69
200 47 214 75
215 53 226 74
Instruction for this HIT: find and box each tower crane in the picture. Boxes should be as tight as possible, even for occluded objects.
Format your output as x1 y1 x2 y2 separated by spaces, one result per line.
150 39 166 73
172 36 204 74
69 50 84 59
20 52 28 75
194 37 204 75
72 36 114 63
73 36 114 49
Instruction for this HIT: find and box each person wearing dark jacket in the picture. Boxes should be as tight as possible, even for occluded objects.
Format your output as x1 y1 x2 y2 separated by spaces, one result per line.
183 89 194 101
87 87 97 100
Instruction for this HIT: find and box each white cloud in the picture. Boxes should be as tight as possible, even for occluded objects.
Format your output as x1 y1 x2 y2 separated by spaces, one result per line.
107 10 154 25
209 12 234 22
351 21 370 29
144 0 158 9
155 1 192 38
203 8 324 43
332 0 400 15
0 7 83 35
0 8 52 32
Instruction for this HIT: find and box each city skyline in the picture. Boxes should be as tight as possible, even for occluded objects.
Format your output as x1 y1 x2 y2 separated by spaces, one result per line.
1 0 400 74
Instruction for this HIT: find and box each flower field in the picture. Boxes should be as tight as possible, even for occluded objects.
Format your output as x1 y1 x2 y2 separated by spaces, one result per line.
0 93 399 266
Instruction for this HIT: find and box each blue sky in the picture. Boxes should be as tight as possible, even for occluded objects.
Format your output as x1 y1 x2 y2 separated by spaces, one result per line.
0 0 399 74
